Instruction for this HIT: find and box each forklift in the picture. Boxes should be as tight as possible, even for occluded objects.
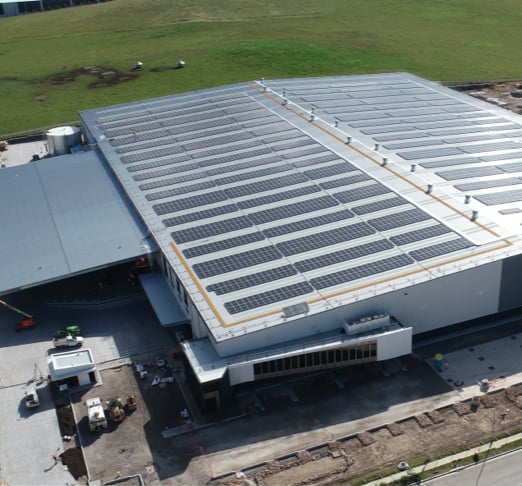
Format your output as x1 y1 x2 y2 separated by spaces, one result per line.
0 299 36 331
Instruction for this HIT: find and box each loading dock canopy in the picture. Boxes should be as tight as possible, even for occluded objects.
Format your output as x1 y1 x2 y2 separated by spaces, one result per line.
0 150 154 296
139 273 188 326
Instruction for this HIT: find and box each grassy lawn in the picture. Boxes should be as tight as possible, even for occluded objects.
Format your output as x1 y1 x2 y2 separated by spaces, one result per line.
1 0 522 134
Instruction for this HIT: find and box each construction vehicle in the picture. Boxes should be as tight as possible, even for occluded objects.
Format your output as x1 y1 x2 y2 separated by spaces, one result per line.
24 387 40 409
107 398 125 423
53 335 84 348
126 395 137 412
55 325 81 338
86 397 108 431
0 299 36 331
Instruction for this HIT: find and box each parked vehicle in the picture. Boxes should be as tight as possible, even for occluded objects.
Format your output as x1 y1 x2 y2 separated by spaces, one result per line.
53 335 84 348
107 398 125 423
55 325 81 337
86 397 108 431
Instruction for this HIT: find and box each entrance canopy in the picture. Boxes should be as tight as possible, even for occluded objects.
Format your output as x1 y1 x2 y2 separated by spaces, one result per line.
139 273 188 326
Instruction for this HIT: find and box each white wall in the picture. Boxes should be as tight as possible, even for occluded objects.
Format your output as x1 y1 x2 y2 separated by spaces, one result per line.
211 261 502 357
376 327 412 361
228 362 254 385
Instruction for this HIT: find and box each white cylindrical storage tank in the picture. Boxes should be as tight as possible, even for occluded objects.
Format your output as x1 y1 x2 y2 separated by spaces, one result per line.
46 126 82 156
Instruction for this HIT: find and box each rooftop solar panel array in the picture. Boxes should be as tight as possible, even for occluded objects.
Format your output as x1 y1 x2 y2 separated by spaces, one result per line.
89 75 522 319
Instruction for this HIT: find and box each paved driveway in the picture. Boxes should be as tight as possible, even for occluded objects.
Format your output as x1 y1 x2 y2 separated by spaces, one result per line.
0 284 175 485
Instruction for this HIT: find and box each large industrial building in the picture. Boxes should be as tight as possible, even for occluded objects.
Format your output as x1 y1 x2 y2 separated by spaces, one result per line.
2 73 522 410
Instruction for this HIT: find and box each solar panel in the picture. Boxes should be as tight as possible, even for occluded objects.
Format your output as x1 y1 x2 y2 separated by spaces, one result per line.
304 163 357 180
205 154 283 176
368 208 432 231
397 147 463 160
499 208 522 215
361 125 417 135
121 145 184 164
270 138 318 152
237 185 322 210
351 196 408 215
281 146 329 160
135 169 202 186
248 195 340 225
374 132 429 142
224 281 314 314
383 139 444 150
152 190 228 214
498 162 522 173
295 239 394 272
290 152 341 168
224 173 308 199
419 157 480 169
310 254 414 290
163 204 238 226
276 222 375 256
319 173 372 190
389 224 452 245
263 209 354 238
180 131 254 151
207 265 297 295
112 129 171 148
171 216 253 244
436 166 503 181
183 231 266 258
145 180 216 201
409 238 473 261
190 141 263 161
192 246 283 279
460 142 520 154
198 147 272 169
454 178 522 192
474 189 522 206
482 153 522 162
214 164 292 185
126 155 194 174
333 183 392 204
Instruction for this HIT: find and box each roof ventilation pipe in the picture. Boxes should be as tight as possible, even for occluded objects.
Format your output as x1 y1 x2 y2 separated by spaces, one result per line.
334 120 339 128
410 164 416 172
346 136 352 144
374 143 380 151
465 195 471 204
471 210 479 221
426 184 433 194
310 114 315 122
382 157 388 166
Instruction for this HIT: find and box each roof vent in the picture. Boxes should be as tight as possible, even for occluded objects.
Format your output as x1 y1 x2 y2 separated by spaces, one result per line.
471 210 479 221
465 194 471 204
374 143 380 151
382 157 388 166
346 136 352 144
426 184 433 194
410 164 416 172
334 120 339 128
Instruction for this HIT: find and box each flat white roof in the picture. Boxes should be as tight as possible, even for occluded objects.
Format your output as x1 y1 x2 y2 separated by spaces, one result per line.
79 73 522 342
51 348 94 370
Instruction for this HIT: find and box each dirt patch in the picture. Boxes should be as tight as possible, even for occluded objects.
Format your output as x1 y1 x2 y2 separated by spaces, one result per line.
210 386 522 486
60 447 87 480
44 64 183 90
56 404 76 437
458 80 522 114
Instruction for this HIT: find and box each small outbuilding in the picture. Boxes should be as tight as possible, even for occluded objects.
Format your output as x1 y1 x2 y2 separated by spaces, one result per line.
48 348 98 388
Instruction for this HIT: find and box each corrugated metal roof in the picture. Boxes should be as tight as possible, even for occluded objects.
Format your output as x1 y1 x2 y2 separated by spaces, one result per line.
0 150 154 295
79 73 522 342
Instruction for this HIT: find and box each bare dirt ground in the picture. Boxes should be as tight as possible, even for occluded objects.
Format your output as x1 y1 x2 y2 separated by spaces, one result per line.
451 80 522 115
213 384 522 486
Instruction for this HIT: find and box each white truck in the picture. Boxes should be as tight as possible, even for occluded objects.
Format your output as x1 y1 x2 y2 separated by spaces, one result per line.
53 335 84 348
86 397 108 431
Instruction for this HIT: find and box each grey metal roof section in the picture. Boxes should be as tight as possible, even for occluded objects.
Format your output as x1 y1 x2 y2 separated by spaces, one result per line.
0 150 154 295
79 73 522 342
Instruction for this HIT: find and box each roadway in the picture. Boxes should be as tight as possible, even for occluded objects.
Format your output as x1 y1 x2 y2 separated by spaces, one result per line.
424 449 522 486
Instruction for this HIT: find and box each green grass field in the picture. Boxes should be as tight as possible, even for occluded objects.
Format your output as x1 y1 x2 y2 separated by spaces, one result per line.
1 0 521 134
